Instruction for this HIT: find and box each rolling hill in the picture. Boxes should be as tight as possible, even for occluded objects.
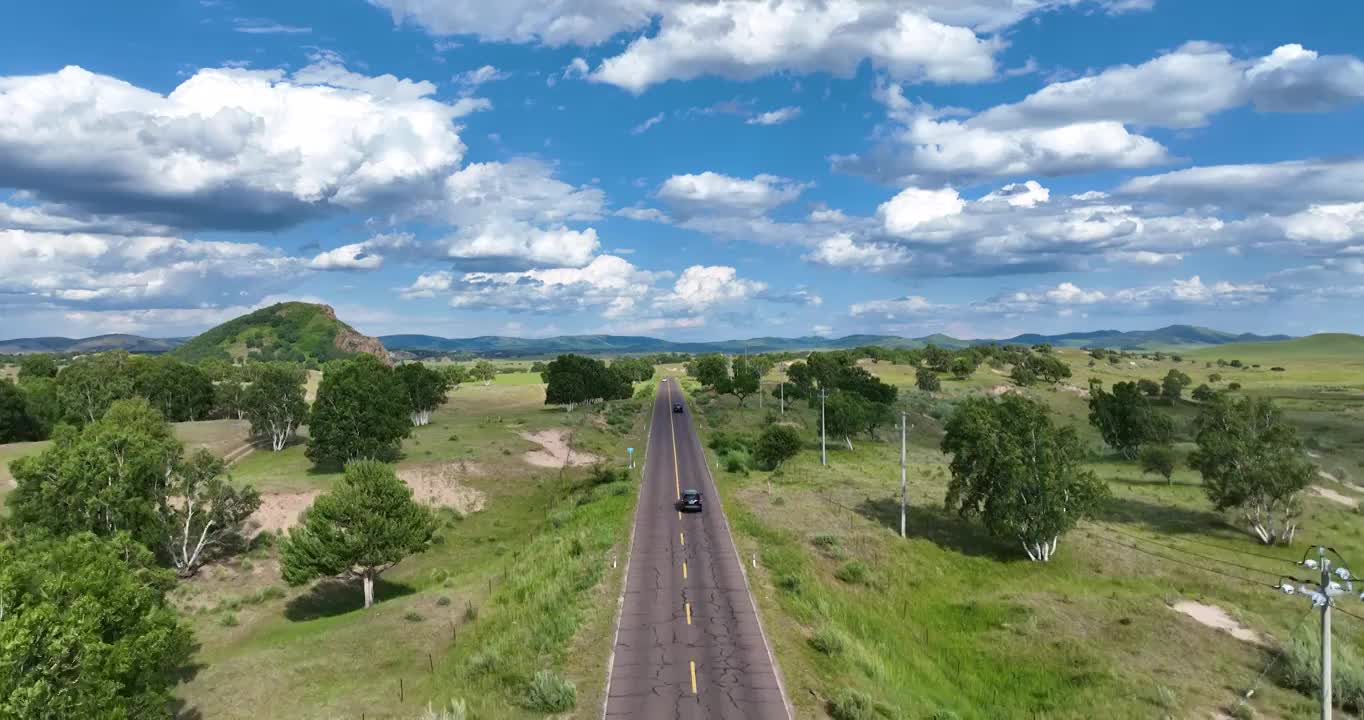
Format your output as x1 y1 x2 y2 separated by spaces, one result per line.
0 334 186 355
171 302 389 364
0 322 1311 359
1188 333 1364 362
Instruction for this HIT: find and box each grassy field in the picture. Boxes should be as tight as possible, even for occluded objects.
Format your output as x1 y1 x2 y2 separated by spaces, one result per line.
172 378 651 719
686 341 1364 719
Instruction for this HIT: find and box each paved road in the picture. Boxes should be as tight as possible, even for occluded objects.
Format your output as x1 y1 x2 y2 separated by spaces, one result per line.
604 379 790 719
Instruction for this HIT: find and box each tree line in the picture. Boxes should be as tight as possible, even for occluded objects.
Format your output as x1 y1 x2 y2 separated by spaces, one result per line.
0 351 477 715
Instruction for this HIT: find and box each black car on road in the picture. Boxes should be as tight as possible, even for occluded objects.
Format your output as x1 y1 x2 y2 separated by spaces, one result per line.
678 489 702 512
672 402 684 413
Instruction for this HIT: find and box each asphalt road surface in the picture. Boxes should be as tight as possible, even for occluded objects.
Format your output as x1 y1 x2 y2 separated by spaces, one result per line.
603 379 791 719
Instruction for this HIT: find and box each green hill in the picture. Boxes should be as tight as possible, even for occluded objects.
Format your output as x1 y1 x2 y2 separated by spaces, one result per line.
172 302 389 365
1189 333 1364 363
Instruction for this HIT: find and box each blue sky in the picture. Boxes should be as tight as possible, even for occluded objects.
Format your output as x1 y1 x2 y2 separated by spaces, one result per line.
2 1 1363 341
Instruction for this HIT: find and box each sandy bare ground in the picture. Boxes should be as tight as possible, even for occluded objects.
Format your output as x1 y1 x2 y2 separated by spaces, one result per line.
521 429 601 468
1310 485 1358 508
396 462 487 513
1171 601 1267 646
989 384 1021 396
247 491 319 536
1060 384 1091 398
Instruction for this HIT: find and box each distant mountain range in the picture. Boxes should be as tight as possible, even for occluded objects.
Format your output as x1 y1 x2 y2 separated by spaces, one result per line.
0 323 1299 357
375 325 1294 357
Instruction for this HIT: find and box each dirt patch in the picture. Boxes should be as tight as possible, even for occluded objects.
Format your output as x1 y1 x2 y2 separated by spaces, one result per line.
989 384 1021 396
1310 485 1358 508
248 492 319 536
1171 601 1267 646
396 462 487 513
1060 384 1091 398
521 429 601 468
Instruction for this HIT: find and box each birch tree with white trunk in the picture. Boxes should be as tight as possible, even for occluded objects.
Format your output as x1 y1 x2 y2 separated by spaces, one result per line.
1191 395 1313 545
396 362 451 427
942 394 1108 562
244 363 307 452
160 449 261 578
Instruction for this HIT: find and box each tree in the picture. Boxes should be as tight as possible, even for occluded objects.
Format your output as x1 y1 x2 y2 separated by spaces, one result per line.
0 379 38 443
1137 378 1161 397
396 362 451 427
1191 383 1217 402
1009 363 1037 387
1208 373 1223 383
307 354 411 467
941 394 1109 562
131 357 214 421
543 354 631 410
1190 395 1314 545
55 351 135 424
1087 381 1174 459
17 353 58 381
823 391 866 450
1161 369 1192 401
0 532 194 718
470 360 498 385
280 460 436 608
440 363 469 391
18 377 61 439
915 367 941 392
245 363 308 451
610 357 655 384
10 398 181 550
692 354 732 394
161 449 261 578
950 355 978 380
729 355 761 406
754 425 801 469
1139 444 1178 484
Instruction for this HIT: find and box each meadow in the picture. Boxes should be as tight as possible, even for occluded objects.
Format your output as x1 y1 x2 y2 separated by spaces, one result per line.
694 337 1364 719
0 366 650 720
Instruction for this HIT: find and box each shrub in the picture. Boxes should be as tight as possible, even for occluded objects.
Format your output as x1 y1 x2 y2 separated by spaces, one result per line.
218 613 239 627
464 602 478 622
835 560 870 585
722 448 752 474
466 649 499 675
1226 703 1255 720
524 670 577 712
436 596 452 607
930 711 962 720
809 626 846 656
827 687 876 720
1279 623 1364 711
1271 366 1286 372
404 611 425 623
548 509 574 528
419 699 467 720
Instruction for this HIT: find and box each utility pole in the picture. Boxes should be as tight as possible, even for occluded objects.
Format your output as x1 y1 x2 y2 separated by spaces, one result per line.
1275 545 1363 720
1321 546 1332 720
899 412 908 539
779 376 785 415
819 386 827 467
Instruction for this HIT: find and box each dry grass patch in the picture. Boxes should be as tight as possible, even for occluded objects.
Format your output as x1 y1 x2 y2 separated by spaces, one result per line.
520 429 601 468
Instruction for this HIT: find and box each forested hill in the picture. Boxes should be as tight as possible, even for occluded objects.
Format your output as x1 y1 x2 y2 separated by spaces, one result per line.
171 302 389 364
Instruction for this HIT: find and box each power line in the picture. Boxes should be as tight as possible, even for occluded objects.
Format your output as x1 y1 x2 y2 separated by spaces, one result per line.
1085 530 1277 589
1157 530 1304 565
1334 604 1364 626
1236 604 1316 709
1097 525 1292 580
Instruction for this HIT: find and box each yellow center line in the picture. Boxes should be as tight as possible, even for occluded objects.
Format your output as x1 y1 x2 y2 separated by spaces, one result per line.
690 660 698 695
666 381 680 500
685 602 692 625
680 531 685 546
682 561 688 579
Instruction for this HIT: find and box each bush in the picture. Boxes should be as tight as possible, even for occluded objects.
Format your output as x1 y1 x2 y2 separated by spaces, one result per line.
755 424 802 470
722 448 752 474
1226 703 1255 720
827 687 876 720
930 711 962 720
464 602 478 622
403 611 424 623
419 699 468 720
436 596 452 607
1279 624 1364 711
809 626 846 656
810 533 843 556
524 670 576 712
218 613 239 627
835 560 870 585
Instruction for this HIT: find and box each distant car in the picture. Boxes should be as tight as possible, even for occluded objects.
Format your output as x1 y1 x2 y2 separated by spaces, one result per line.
672 402 684 413
679 489 703 512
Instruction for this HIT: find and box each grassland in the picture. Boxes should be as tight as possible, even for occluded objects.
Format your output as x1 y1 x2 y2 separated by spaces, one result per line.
689 340 1364 719
171 379 649 719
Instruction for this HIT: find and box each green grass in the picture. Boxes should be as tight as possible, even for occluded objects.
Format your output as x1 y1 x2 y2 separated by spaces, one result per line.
173 379 650 719
688 346 1364 719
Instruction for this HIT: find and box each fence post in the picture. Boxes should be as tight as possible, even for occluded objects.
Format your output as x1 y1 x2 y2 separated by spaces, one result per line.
399 678 404 703
428 653 434 674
